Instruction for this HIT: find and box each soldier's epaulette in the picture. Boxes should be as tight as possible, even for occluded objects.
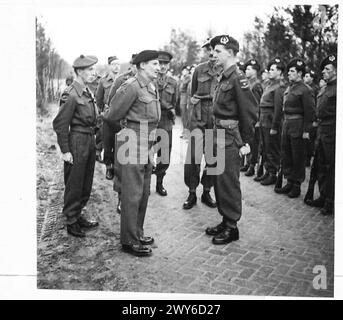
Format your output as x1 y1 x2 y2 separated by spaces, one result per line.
237 71 250 89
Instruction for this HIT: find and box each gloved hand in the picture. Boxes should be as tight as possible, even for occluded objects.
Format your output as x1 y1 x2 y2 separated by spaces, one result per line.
239 144 251 158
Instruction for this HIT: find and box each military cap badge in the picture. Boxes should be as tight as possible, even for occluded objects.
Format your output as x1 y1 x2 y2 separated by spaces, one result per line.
220 36 229 45
251 60 256 64
275 58 280 63
329 55 335 61
297 61 303 66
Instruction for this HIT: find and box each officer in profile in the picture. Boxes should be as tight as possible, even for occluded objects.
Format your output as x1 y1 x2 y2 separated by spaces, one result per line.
182 38 219 210
275 58 315 198
53 55 99 238
243 59 264 177
306 54 336 215
153 51 177 196
104 50 161 257
106 53 138 214
205 35 257 245
96 55 120 174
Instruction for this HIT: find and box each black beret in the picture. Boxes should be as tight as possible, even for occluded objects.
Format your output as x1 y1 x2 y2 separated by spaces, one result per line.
237 61 245 71
305 69 317 80
320 54 337 70
158 51 173 62
267 57 285 72
244 59 260 72
72 55 98 68
130 53 138 64
210 35 239 53
133 50 159 65
108 56 118 64
287 58 306 73
201 38 211 48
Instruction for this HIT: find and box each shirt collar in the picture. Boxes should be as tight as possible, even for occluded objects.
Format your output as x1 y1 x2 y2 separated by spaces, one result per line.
222 64 237 79
73 80 84 97
136 72 151 88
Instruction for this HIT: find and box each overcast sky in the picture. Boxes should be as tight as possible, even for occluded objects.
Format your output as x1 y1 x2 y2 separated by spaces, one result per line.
36 0 279 65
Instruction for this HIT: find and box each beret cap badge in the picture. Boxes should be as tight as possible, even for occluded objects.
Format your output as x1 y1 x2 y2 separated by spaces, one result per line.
251 60 256 64
329 55 335 61
275 58 280 63
220 36 229 45
297 61 303 66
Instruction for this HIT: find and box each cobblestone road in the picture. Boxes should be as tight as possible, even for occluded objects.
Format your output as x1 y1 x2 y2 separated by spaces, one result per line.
37 116 334 297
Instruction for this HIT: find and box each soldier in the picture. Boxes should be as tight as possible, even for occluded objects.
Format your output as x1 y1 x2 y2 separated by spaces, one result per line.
153 51 177 196
182 38 219 210
303 69 319 167
96 56 121 176
52 55 99 238
106 54 137 214
306 54 336 215
104 50 161 257
205 35 257 245
275 58 315 198
179 65 191 138
256 58 286 186
65 75 74 87
244 59 263 177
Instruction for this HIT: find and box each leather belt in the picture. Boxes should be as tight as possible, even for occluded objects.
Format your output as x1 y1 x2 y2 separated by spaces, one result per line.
70 125 95 134
215 118 239 129
284 114 303 120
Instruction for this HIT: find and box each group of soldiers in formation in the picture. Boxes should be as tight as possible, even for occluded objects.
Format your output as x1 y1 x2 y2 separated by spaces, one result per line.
53 34 336 257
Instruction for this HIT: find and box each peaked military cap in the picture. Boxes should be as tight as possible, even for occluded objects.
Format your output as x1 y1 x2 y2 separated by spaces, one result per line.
201 37 211 48
72 55 98 68
244 59 260 72
320 54 337 70
158 51 173 62
287 58 306 73
133 50 159 65
108 56 118 64
210 35 239 53
267 57 285 72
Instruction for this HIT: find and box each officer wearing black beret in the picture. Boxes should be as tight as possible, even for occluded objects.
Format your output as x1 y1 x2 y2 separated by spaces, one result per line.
275 58 315 198
257 57 287 186
53 55 99 237
243 59 264 177
306 54 337 215
106 53 138 214
104 49 161 256
204 35 257 245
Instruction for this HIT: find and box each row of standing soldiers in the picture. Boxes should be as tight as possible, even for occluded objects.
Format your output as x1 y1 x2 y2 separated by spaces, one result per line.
52 37 336 256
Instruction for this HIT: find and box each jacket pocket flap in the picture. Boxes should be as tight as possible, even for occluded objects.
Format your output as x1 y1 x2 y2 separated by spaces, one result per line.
138 95 154 104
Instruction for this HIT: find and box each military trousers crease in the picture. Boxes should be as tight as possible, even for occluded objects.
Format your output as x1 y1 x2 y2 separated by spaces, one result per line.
154 128 172 183
213 131 242 228
184 128 214 192
317 126 335 204
260 126 281 175
281 119 306 184
63 131 96 225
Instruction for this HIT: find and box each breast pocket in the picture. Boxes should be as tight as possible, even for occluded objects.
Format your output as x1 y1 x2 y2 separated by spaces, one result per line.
217 83 234 104
197 75 211 95
163 86 175 103
76 99 94 123
138 95 159 120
